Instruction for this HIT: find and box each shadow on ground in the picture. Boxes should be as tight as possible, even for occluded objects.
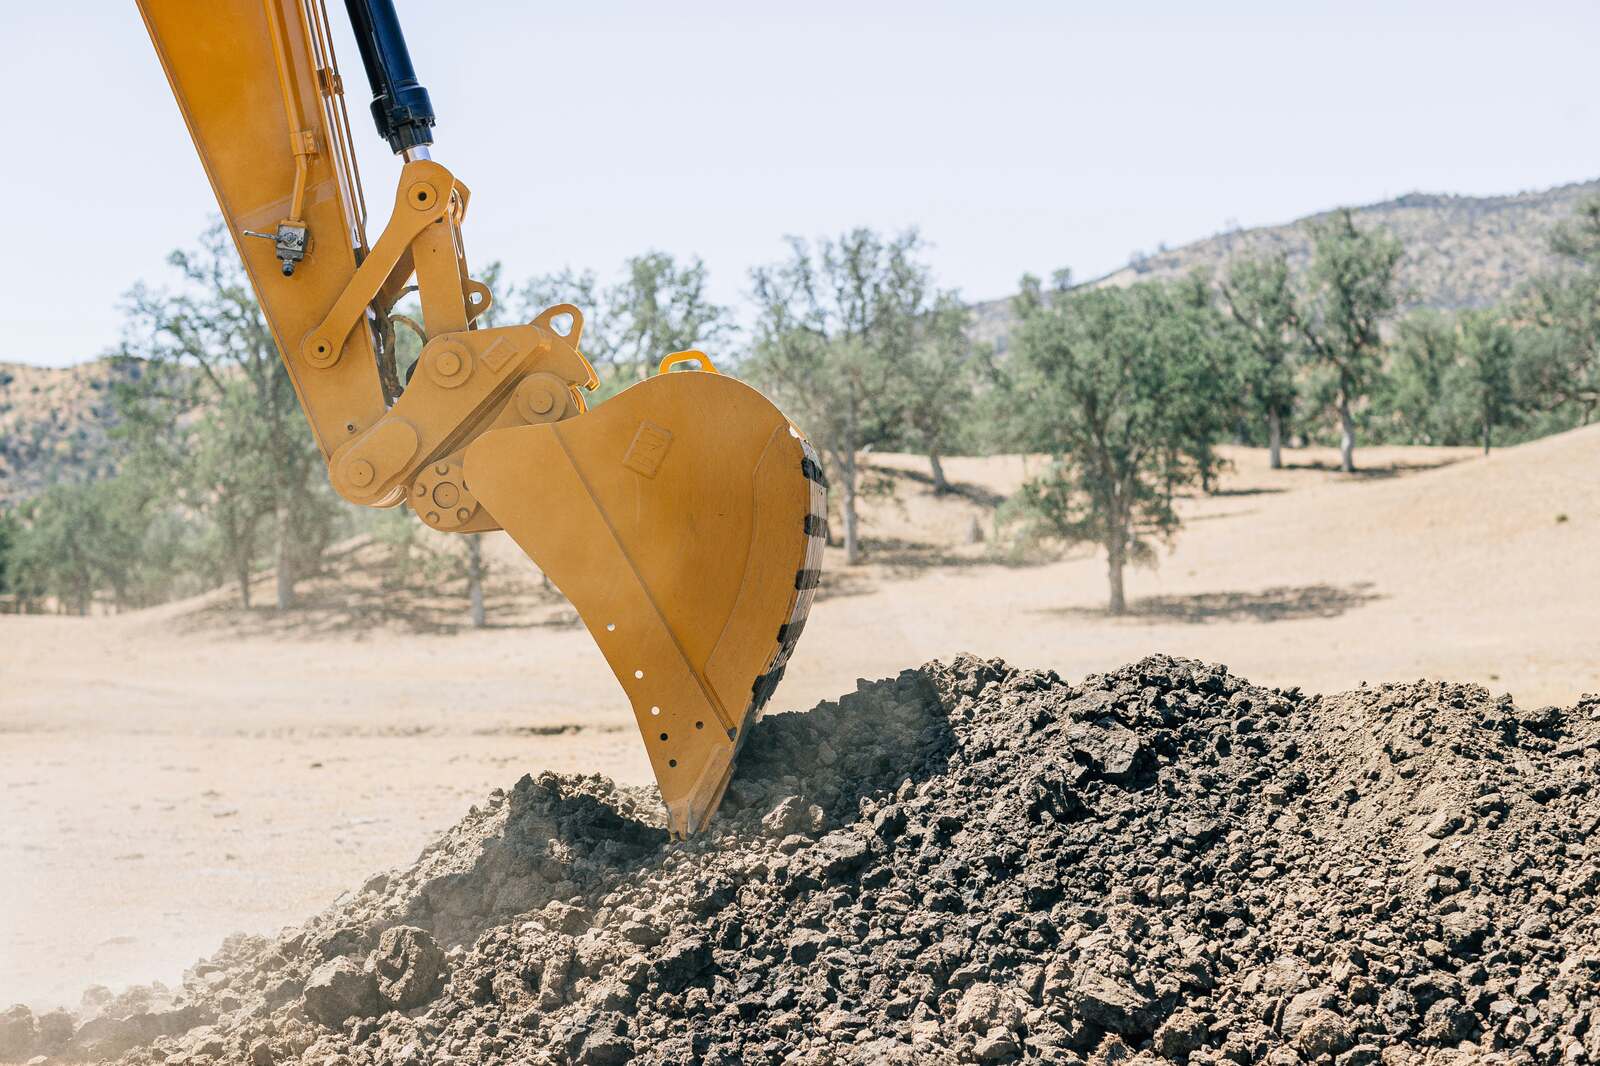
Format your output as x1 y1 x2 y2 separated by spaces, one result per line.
1037 582 1383 624
1282 457 1466 479
172 580 568 638
867 462 1008 508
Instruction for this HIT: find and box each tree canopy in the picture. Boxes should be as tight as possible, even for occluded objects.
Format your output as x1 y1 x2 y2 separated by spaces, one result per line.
1003 275 1237 613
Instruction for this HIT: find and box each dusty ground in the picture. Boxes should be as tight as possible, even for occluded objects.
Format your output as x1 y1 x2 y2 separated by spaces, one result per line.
1 429 1596 1013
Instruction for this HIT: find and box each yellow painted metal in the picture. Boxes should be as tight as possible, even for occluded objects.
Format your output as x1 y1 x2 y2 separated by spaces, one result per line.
138 0 388 454
138 0 827 833
659 349 719 375
299 159 473 374
465 369 826 836
330 306 597 517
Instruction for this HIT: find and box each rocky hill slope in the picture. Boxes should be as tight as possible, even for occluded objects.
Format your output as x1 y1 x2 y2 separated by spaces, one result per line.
973 178 1599 356
0 360 143 508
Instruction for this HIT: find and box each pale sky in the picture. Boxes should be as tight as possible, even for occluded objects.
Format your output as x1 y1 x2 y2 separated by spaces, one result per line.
1 1 1594 367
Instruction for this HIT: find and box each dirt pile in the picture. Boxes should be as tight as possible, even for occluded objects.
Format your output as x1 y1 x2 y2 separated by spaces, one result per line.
7 654 1600 1065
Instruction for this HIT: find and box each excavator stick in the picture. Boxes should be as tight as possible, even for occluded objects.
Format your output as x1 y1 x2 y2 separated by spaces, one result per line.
467 356 826 836
136 0 826 834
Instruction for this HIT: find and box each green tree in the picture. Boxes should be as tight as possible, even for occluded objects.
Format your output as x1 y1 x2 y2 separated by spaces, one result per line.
118 223 337 609
1513 200 1600 425
125 375 278 607
1381 309 1458 444
0 510 17 600
888 293 975 494
1517 275 1600 425
1003 277 1238 613
9 486 97 614
7 479 157 614
1296 210 1403 472
1219 252 1299 468
1165 272 1242 493
1449 310 1521 454
746 229 936 564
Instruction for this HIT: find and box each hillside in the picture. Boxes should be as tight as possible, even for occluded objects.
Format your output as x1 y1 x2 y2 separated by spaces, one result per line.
972 177 1600 355
0 359 143 507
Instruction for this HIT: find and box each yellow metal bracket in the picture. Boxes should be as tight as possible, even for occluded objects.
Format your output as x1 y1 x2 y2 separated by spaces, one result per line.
301 158 468 369
327 304 597 514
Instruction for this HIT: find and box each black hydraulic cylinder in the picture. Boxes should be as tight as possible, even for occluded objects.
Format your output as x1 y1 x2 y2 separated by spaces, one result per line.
343 0 435 154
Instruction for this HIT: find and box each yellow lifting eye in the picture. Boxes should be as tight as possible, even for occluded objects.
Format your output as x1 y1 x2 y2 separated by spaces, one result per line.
658 350 719 375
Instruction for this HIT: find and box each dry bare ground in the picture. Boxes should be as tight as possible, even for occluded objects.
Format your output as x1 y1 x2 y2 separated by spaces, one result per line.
0 427 1595 1013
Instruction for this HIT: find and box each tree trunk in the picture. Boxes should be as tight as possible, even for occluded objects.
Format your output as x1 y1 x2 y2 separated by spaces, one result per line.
841 449 860 566
1338 388 1356 473
1482 408 1492 456
274 501 294 610
237 554 252 610
1106 525 1127 616
466 534 486 628
1267 408 1283 470
928 452 949 494
1107 505 1132 614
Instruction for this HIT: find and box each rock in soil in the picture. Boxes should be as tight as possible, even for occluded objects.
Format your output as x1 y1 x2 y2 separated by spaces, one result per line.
31 655 1600 1064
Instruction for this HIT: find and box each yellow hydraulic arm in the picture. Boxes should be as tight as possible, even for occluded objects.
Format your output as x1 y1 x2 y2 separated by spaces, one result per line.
137 0 826 835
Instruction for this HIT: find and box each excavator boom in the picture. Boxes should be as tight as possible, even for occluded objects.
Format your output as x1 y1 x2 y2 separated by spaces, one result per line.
136 0 824 835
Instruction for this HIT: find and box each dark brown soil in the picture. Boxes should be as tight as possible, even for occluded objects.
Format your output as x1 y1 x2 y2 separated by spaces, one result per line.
6 655 1599 1065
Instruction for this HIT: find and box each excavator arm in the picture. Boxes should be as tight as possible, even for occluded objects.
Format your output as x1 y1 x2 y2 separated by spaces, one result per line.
136 0 826 835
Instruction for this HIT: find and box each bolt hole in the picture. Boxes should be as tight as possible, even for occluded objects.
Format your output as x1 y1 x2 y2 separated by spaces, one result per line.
650 706 660 716
416 191 427 202
669 759 678 768
659 732 668 741
695 721 704 730
634 669 644 679
606 623 616 632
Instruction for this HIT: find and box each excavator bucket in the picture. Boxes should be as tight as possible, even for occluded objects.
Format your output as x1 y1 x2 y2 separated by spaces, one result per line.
136 0 824 836
464 359 826 836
